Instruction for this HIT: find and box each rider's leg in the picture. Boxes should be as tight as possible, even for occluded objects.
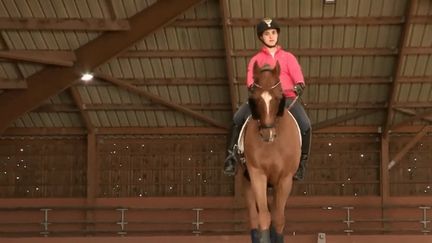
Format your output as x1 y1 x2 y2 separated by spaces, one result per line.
286 99 311 180
223 103 251 175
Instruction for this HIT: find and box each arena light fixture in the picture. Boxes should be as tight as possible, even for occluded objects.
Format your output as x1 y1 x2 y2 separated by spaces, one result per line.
81 73 94 82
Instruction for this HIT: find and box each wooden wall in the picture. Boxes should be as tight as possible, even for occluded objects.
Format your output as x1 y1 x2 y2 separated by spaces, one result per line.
0 134 431 198
0 137 86 197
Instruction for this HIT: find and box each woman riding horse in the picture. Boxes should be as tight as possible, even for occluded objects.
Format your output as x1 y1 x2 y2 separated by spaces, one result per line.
244 61 302 243
223 18 311 181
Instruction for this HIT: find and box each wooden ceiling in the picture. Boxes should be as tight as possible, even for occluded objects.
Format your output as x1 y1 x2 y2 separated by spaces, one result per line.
0 0 431 137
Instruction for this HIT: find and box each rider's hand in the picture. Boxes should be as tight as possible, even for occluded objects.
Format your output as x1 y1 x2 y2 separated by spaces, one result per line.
293 83 305 96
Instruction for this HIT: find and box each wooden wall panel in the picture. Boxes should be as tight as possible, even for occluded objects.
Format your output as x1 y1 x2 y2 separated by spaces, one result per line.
292 134 381 196
98 135 231 197
389 134 432 196
0 137 86 197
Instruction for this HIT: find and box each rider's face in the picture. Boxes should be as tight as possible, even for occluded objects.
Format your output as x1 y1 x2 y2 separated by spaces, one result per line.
261 29 278 46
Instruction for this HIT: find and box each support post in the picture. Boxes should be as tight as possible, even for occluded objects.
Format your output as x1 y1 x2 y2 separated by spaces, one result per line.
40 208 51 237
343 206 354 234
116 208 128 236
192 208 203 235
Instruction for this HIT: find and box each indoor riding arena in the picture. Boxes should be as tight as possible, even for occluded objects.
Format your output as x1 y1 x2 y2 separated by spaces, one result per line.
0 0 431 242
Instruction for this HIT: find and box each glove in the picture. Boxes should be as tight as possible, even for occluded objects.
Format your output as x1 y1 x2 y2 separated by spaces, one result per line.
293 83 305 96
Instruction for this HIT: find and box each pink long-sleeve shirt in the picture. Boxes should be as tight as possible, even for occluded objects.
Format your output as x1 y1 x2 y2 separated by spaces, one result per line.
246 46 305 98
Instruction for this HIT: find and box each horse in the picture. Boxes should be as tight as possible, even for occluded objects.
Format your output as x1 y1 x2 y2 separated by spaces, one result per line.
242 61 301 243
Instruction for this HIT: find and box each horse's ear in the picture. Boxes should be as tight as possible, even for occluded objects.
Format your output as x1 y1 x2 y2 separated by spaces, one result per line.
273 61 281 77
253 61 260 80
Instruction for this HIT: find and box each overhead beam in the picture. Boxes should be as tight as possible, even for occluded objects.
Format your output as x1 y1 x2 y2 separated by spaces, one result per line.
391 108 432 131
2 126 226 136
0 50 76 66
70 76 430 86
312 109 380 130
3 124 427 136
314 125 429 134
33 103 231 112
306 102 386 109
229 16 403 26
0 17 130 31
0 0 204 134
234 48 397 56
383 0 416 135
96 73 228 129
388 125 431 170
69 86 95 132
219 0 237 113
0 79 27 89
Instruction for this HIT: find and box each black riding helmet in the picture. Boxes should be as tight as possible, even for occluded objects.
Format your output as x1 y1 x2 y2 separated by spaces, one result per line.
256 18 280 37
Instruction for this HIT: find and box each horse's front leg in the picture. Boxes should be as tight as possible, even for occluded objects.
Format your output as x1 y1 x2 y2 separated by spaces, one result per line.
244 179 260 243
249 167 271 243
270 176 293 243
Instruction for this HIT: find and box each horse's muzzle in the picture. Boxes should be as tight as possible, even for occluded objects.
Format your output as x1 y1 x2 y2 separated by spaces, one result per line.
259 126 277 142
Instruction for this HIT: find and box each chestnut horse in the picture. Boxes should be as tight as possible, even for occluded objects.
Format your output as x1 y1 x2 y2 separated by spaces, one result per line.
243 61 301 243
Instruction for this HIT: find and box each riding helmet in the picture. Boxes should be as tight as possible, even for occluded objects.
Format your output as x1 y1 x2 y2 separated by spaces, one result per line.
256 18 280 37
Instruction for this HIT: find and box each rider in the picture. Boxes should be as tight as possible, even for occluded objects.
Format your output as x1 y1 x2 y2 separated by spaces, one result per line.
223 17 311 180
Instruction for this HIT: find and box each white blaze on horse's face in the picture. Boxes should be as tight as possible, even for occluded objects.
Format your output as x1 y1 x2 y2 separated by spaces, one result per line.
260 91 272 116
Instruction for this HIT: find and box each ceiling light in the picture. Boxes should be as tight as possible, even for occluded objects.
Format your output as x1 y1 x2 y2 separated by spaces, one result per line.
324 0 336 4
81 73 93 81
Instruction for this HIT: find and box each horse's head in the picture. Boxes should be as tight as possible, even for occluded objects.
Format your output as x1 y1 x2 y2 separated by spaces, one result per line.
248 61 285 142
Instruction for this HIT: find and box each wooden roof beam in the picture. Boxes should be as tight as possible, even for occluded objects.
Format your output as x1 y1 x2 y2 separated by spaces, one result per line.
234 48 398 56
314 125 429 134
96 73 228 129
33 103 231 112
0 78 27 89
0 18 130 31
0 0 204 134
383 0 417 136
0 50 76 66
219 0 237 114
69 86 95 132
391 108 432 131
229 16 404 26
313 109 380 131
2 127 226 136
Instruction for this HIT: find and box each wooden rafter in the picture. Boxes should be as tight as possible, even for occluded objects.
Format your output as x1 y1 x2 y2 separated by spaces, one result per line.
0 50 76 66
3 124 427 136
3 127 226 136
0 0 204 134
0 79 27 89
229 16 403 26
383 0 417 135
33 103 231 112
312 110 380 131
77 76 430 86
234 48 397 57
0 18 130 31
69 86 95 132
95 73 228 129
391 108 432 131
219 0 237 113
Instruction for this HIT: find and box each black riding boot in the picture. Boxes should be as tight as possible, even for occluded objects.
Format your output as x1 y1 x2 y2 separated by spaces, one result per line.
294 128 311 181
223 124 241 176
